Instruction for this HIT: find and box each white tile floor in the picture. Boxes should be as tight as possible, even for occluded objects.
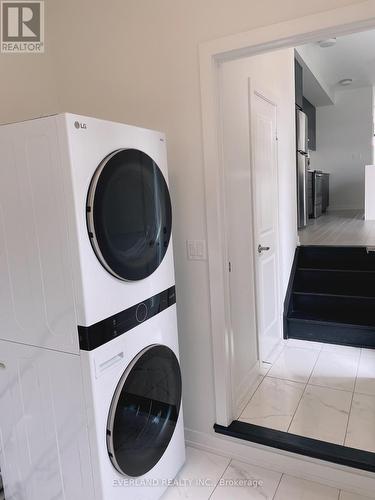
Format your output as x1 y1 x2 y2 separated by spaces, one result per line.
238 340 375 451
162 446 374 499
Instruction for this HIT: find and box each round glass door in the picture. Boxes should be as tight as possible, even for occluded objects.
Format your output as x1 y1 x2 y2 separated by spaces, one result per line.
106 345 182 477
87 149 172 281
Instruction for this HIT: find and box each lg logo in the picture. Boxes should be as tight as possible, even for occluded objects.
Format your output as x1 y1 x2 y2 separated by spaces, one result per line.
74 121 87 130
1 1 44 53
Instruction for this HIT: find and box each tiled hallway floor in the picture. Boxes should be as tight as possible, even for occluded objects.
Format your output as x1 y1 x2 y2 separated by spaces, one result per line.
162 446 373 499
238 340 375 452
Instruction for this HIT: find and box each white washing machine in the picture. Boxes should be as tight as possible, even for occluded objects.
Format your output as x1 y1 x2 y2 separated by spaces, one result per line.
0 114 185 499
0 113 175 352
0 303 185 500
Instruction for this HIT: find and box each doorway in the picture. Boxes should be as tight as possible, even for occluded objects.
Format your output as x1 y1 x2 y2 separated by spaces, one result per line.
221 62 282 416
217 46 297 421
199 2 375 430
294 30 375 246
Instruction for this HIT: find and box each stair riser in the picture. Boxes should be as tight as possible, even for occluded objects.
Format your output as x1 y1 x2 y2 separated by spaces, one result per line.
299 246 375 271
292 294 375 326
295 270 375 297
288 319 375 349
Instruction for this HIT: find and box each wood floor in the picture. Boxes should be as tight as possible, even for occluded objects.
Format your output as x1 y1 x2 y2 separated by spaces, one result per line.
298 209 375 246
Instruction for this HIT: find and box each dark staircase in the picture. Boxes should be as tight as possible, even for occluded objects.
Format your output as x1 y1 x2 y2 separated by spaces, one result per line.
284 246 375 348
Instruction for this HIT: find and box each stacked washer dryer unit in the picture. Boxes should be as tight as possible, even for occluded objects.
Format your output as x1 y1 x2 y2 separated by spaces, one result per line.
0 114 185 500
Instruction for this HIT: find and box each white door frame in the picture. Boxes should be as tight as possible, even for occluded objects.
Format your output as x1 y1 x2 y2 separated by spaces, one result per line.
199 0 375 427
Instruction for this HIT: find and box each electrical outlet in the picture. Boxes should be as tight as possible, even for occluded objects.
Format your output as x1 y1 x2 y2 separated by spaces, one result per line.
186 240 207 260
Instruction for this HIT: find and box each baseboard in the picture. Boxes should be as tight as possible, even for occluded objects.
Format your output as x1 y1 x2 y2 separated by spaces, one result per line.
233 362 262 418
263 338 284 364
184 427 375 498
327 207 364 212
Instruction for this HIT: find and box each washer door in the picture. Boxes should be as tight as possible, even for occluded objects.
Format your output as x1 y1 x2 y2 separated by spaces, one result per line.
107 345 182 477
87 149 172 281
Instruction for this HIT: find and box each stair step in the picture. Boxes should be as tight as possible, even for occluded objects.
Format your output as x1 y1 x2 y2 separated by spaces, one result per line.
284 246 375 348
298 246 375 271
293 291 375 301
297 267 375 274
287 316 375 349
289 311 375 329
292 293 375 327
295 269 375 297
293 269 375 297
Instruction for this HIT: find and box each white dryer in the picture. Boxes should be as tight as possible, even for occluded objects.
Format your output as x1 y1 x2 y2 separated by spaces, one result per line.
0 113 175 352
0 114 185 499
0 302 185 500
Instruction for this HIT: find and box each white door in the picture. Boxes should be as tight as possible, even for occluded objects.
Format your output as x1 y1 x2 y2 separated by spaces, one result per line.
220 68 259 419
251 90 281 362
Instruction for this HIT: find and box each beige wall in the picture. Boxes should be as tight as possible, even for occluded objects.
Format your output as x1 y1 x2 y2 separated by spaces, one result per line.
0 10 59 125
0 0 368 437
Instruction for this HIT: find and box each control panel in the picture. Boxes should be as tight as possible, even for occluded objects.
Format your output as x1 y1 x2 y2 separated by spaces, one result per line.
78 286 176 351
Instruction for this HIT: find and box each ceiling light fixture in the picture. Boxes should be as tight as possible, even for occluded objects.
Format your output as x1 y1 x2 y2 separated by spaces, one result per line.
339 78 353 86
318 38 337 48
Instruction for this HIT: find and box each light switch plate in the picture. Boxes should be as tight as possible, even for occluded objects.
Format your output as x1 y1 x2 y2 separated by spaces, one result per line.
186 240 207 260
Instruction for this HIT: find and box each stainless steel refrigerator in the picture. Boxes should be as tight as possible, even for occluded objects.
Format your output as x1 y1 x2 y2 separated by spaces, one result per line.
296 108 309 228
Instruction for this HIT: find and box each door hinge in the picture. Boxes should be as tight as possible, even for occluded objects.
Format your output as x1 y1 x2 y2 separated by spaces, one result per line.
228 261 232 273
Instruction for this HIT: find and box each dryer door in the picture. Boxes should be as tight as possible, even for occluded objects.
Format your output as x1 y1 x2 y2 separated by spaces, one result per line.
107 345 182 477
87 149 172 281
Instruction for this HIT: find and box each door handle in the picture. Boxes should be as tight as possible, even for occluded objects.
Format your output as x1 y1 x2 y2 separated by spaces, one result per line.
258 244 270 254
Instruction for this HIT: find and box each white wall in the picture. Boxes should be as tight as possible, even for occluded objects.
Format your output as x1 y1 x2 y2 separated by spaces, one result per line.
220 48 296 408
295 45 335 105
221 48 297 294
310 86 373 210
0 0 368 443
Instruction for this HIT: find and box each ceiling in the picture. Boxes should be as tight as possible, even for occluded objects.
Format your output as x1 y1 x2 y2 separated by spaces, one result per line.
295 29 375 106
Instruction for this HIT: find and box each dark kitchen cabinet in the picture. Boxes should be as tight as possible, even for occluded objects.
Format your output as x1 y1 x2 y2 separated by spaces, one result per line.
308 171 313 218
303 97 316 151
295 59 303 110
322 173 330 213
